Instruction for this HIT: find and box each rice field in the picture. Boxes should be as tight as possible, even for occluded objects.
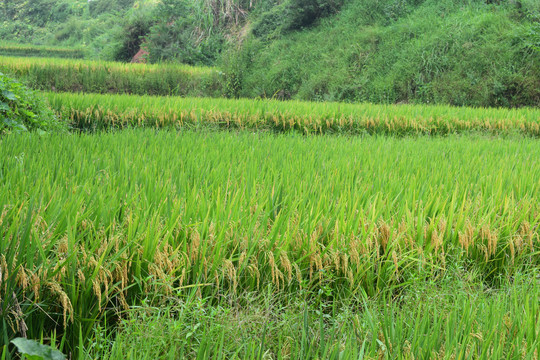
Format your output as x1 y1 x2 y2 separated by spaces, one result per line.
46 91 540 136
2 54 540 358
1 129 539 358
0 44 85 59
0 56 223 97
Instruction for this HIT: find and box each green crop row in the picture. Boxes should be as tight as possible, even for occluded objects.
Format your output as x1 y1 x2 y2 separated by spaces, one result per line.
0 56 224 97
46 91 540 136
0 44 85 59
1 130 539 355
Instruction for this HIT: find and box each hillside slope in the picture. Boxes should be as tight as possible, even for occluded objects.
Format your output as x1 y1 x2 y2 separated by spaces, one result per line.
229 0 540 107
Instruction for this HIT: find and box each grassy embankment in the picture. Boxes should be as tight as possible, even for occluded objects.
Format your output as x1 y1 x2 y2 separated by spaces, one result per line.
234 0 540 107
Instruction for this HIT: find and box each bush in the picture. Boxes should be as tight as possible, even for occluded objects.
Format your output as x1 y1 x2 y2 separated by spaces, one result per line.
0 72 64 134
112 12 153 62
284 0 344 30
143 0 224 65
252 0 344 39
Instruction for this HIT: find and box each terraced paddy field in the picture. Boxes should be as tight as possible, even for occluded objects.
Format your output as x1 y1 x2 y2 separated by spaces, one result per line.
47 91 540 136
0 56 223 97
0 44 85 59
1 128 540 359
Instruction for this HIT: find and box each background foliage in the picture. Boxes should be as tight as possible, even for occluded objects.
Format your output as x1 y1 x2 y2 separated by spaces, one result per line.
0 72 63 134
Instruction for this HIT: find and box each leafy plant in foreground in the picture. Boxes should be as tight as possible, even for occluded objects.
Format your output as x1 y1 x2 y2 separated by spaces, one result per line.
10 338 66 360
0 72 64 134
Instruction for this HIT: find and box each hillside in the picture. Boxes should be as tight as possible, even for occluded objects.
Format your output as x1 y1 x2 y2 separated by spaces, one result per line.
1 0 539 107
231 0 540 107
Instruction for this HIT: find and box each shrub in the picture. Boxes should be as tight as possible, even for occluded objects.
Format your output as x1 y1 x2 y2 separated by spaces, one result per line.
112 12 153 62
0 72 64 134
252 0 344 39
284 0 344 30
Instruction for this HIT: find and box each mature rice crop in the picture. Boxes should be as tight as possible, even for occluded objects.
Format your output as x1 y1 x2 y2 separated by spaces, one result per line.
46 91 540 136
1 130 539 356
0 56 224 97
0 44 85 59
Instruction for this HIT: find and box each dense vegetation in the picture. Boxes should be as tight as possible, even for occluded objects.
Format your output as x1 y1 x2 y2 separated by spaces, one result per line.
92 277 540 359
1 130 539 358
231 0 540 106
0 72 64 134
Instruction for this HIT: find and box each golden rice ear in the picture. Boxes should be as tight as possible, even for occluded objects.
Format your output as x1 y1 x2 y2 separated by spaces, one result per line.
30 271 41 302
520 221 533 249
189 230 201 262
437 217 447 236
247 263 260 290
238 250 247 270
280 251 292 284
118 290 129 311
392 250 399 275
16 267 29 294
294 263 302 287
92 277 102 312
340 252 349 275
267 251 276 287
49 282 73 328
376 221 390 252
489 230 499 257
0 254 7 288
431 230 442 255
57 236 68 255
222 259 237 294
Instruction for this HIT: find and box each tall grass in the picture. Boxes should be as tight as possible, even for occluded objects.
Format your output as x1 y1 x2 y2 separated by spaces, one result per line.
89 275 540 359
46 91 540 136
1 130 539 356
234 0 540 107
0 56 224 97
0 43 85 59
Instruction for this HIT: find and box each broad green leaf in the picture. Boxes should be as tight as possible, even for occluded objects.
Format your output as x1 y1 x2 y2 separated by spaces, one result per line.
2 90 17 101
11 338 66 360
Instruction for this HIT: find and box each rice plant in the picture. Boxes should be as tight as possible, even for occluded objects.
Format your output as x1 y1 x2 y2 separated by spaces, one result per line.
1 129 539 356
46 91 540 136
0 44 85 59
0 56 223 97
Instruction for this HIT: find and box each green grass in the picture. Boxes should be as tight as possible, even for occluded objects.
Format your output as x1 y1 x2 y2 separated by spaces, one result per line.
46 91 540 136
1 129 539 357
233 0 540 107
0 56 224 97
0 43 85 59
87 275 540 359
